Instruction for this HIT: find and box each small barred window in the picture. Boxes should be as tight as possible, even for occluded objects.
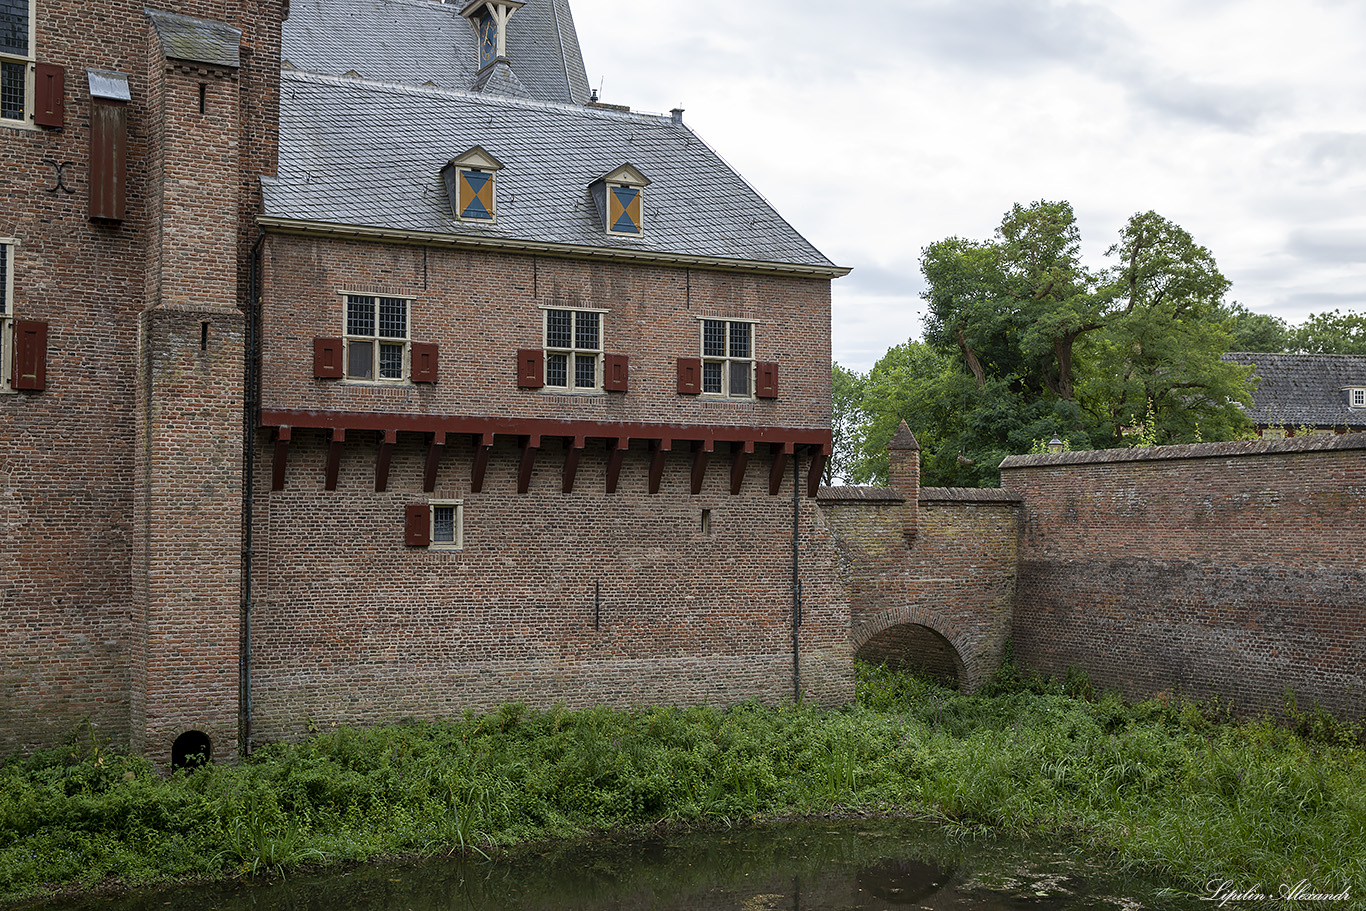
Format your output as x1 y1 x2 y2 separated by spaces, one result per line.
701 319 753 398
345 294 409 381
544 308 602 391
0 0 31 124
431 501 463 549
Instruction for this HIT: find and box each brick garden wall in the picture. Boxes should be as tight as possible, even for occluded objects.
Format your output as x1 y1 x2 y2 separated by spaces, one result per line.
1000 435 1366 720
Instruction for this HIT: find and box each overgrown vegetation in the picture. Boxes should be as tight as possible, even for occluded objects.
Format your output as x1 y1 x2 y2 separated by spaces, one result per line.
2 663 1362 904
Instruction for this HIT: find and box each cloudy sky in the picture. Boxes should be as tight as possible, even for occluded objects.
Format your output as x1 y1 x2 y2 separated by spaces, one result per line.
571 0 1366 371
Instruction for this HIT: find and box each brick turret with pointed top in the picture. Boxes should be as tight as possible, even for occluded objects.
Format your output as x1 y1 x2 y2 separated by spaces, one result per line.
889 420 920 539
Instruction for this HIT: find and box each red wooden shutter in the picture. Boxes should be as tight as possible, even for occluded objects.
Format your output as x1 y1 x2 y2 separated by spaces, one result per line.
756 362 779 399
313 337 344 378
405 504 431 547
12 321 48 391
34 64 65 129
411 342 439 383
89 102 128 221
604 353 628 392
677 357 701 395
517 348 543 389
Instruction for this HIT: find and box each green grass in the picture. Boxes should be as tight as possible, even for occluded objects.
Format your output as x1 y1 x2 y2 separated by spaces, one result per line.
1 662 1362 904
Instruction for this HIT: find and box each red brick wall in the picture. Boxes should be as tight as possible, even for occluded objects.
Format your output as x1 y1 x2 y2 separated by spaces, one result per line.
259 235 832 432
1000 435 1366 720
0 0 282 756
246 432 852 742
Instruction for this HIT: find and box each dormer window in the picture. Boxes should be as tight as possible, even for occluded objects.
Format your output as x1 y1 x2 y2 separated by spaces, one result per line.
590 164 651 237
441 146 504 223
459 1 524 70
1350 387 1366 409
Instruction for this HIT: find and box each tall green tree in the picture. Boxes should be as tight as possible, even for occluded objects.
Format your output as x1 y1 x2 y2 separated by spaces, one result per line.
1289 309 1366 354
1219 302 1291 352
1078 212 1253 443
851 203 1255 488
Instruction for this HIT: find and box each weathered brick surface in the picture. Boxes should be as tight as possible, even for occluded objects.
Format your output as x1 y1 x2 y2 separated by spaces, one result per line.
0 0 282 758
816 484 1021 691
247 432 852 742
1000 435 1366 719
259 235 833 430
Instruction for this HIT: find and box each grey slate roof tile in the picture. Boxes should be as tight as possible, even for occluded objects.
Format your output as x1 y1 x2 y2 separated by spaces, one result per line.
1222 352 1366 429
145 8 242 68
265 70 838 270
283 0 588 104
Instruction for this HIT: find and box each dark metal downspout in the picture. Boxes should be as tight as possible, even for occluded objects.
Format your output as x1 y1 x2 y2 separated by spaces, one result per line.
792 449 802 702
241 234 265 756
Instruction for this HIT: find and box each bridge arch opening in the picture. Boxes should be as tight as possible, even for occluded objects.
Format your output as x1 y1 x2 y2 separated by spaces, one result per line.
855 622 966 690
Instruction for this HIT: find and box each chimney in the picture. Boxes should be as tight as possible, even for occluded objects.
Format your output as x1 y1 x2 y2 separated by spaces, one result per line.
670 107 684 125
888 420 919 540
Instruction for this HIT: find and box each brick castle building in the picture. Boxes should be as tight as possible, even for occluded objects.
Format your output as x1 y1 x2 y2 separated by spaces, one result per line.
2 0 852 765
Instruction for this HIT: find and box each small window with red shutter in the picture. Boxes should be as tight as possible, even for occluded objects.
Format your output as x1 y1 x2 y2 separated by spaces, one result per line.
406 501 463 549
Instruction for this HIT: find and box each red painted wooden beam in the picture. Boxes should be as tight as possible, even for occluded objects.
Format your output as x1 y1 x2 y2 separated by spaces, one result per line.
807 444 829 498
470 433 493 493
562 435 586 494
423 431 446 493
648 437 672 494
375 429 397 492
517 434 541 494
272 426 291 491
691 438 714 495
260 409 831 450
605 437 629 494
324 427 346 491
769 441 794 495
730 439 754 495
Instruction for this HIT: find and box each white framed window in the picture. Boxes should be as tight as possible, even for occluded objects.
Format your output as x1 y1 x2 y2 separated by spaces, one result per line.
543 307 602 392
1 240 12 392
0 0 34 127
344 294 409 382
430 500 463 550
1350 388 1366 409
700 318 754 398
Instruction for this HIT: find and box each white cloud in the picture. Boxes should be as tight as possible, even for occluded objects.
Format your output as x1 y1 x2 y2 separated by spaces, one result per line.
571 0 1366 371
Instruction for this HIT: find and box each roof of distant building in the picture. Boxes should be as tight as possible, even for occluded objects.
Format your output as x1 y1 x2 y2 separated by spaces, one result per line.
1222 352 1366 429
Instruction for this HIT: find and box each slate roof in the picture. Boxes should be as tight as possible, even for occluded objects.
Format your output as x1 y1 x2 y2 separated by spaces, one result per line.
145 8 242 68
283 0 590 105
263 70 841 271
1222 352 1366 429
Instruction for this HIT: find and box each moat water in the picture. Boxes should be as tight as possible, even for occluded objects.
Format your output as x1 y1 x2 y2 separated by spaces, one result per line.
31 820 1205 911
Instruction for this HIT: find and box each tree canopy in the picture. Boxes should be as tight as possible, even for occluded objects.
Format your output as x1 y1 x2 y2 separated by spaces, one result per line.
836 202 1262 487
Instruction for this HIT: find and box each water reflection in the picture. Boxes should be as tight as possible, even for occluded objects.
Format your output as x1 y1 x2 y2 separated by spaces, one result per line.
30 820 1200 911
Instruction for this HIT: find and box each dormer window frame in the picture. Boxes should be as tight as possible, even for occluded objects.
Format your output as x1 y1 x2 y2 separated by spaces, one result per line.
1349 386 1366 409
441 146 505 224
590 164 651 239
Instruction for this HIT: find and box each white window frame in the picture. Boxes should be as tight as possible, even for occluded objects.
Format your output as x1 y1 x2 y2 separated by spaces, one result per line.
1350 387 1366 409
0 0 36 129
429 500 463 550
341 292 411 384
541 305 606 393
1 240 14 394
698 317 756 399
